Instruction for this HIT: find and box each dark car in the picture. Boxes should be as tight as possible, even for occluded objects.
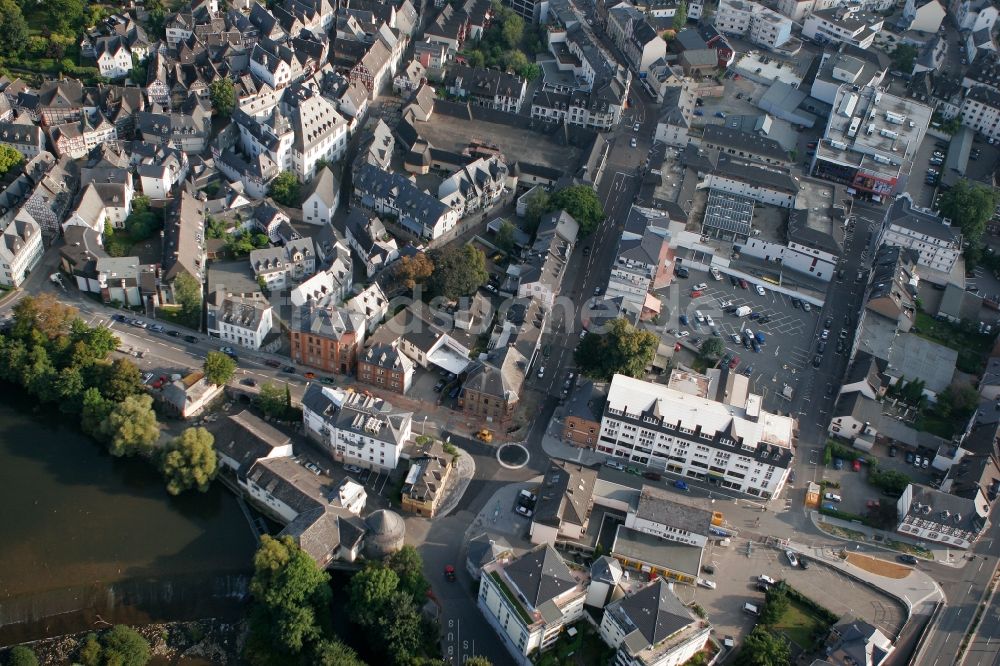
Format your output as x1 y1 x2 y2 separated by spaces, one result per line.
112 314 127 322
582 247 590 256
791 298 801 309
824 317 833 329
283 366 296 373
166 330 179 337
643 471 662 481
675 266 690 278
265 359 281 368
897 554 919 565
750 312 761 320
888 445 898 457
799 557 810 570
730 276 739 286
241 378 257 387
738 278 748 289
758 316 771 324
812 355 822 368
184 335 197 343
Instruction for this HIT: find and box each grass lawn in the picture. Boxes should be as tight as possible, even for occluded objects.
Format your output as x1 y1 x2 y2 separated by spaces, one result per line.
913 311 992 373
155 306 198 331
772 599 827 651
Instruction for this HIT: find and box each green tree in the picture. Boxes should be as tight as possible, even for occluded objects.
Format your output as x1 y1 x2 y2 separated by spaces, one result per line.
0 0 28 58
672 1 688 30
936 381 980 419
312 640 365 666
133 195 151 214
45 0 85 35
735 627 790 666
55 366 87 412
247 535 332 658
463 658 493 666
500 10 524 48
524 188 550 232
759 586 789 625
160 427 217 495
6 645 39 666
548 185 605 235
101 394 160 458
428 245 489 299
495 220 517 253
386 545 429 601
130 52 147 85
124 209 161 242
0 144 24 177
77 633 103 666
95 357 144 402
891 43 918 73
699 337 725 361
12 293 78 340
380 591 424 665
347 564 399 628
938 179 998 246
575 318 659 380
101 625 151 666
269 171 301 207
209 78 236 116
518 62 541 81
204 350 237 386
868 501 899 529
173 273 203 328
257 381 290 419
81 387 113 439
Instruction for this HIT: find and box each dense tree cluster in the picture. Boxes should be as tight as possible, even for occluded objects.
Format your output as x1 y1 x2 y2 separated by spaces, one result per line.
575 318 659 380
428 245 489 300
0 295 216 496
209 78 236 117
938 179 998 248
204 351 237 386
521 185 605 235
0 145 24 179
269 172 301 207
387 253 435 292
460 2 543 80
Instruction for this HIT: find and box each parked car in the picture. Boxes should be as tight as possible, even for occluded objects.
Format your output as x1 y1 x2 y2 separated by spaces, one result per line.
897 554 919 565
445 565 457 582
824 492 842 502
693 282 708 291
184 335 197 343
786 550 799 567
922 457 929 468
241 378 257 387
833 458 844 470
674 479 689 491
738 278 748 289
852 459 862 472
822 502 837 510
755 284 766 296
605 460 626 471
344 464 363 474
515 505 533 517
283 366 296 373
643 471 662 481
888 445 898 457
906 451 916 464
679 314 689 326
758 575 776 585
698 579 717 589
812 355 822 368
265 359 281 368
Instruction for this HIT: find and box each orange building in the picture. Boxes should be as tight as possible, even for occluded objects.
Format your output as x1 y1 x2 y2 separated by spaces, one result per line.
290 304 366 374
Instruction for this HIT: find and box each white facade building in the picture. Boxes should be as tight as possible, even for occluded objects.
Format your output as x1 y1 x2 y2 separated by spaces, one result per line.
596 375 796 499
960 86 1000 142
880 195 961 274
803 7 884 50
715 0 793 50
302 384 413 471
208 291 275 350
0 217 44 288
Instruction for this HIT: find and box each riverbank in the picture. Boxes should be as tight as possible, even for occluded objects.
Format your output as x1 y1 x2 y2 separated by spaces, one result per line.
2 617 247 665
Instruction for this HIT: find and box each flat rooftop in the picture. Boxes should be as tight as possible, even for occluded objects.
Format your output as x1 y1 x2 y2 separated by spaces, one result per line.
815 85 933 177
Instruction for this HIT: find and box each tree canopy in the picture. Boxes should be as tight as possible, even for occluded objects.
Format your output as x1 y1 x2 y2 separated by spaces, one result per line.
6 646 39 666
269 172 301 207
389 253 435 292
210 78 236 116
575 318 659 380
100 625 151 666
0 144 24 178
428 245 489 299
734 627 790 666
672 1 688 30
891 43 918 73
246 535 333 663
160 427 217 495
256 381 294 420
699 337 725 361
172 273 203 329
547 185 604 235
101 394 160 458
938 179 998 247
386 545 429 600
204 350 237 386
494 220 517 253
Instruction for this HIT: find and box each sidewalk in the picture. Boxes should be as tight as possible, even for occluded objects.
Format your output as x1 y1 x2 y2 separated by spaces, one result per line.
785 536 944 616
434 446 476 518
810 511 968 569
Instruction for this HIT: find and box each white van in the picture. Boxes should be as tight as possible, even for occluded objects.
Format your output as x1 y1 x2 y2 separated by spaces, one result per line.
743 602 760 615
695 310 705 323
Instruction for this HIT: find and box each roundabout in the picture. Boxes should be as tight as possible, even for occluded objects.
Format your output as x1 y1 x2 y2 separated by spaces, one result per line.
496 442 530 469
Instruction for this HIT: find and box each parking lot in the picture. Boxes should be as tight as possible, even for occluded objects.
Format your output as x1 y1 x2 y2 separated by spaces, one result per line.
693 539 907 652
660 269 826 412
820 441 943 519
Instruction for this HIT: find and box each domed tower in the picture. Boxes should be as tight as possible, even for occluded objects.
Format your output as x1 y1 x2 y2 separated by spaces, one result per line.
364 509 405 559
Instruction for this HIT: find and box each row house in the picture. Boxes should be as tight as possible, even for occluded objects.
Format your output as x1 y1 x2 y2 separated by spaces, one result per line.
880 194 961 274
250 39 301 90
349 36 398 100
357 342 415 395
353 162 461 240
36 79 92 126
281 83 349 180
249 237 317 290
291 303 367 374
20 153 80 237
301 165 340 225
607 2 667 76
714 0 794 51
65 180 134 234
345 209 399 276
960 85 1000 143
802 7 884 50
0 118 46 158
0 217 44 288
438 156 510 217
207 289 275 350
302 384 413 471
443 65 527 113
513 210 579 309
130 141 189 199
136 95 212 154
531 84 628 131
47 113 118 160
160 188 207 304
414 40 449 68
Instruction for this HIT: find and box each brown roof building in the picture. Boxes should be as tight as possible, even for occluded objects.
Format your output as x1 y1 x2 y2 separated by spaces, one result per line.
463 345 527 426
562 380 607 447
357 341 415 394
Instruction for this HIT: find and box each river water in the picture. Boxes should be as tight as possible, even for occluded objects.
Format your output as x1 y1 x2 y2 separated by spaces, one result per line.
0 397 257 644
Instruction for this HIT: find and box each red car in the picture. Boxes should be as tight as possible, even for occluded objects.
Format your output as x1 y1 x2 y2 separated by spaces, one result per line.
445 565 456 582
691 290 703 298
738 279 749 289
852 459 862 472
729 356 740 369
